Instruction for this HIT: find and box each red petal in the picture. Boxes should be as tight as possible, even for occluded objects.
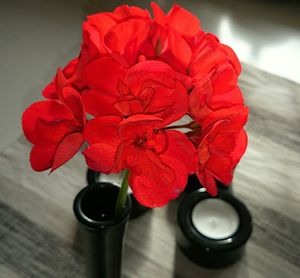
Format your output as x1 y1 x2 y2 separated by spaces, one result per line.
83 143 118 174
51 132 83 172
161 130 197 174
197 141 211 165
30 145 56 172
63 58 79 78
212 67 237 94
82 21 104 58
151 2 167 25
220 44 241 75
118 114 163 140
190 50 224 81
114 140 135 172
42 58 79 99
189 85 212 123
154 80 189 127
129 150 191 207
82 89 121 117
55 68 68 96
196 169 218 196
83 56 125 93
84 115 122 145
211 133 237 153
42 81 57 99
59 87 85 125
104 19 149 55
209 86 244 110
202 105 248 133
87 13 117 36
113 5 150 21
175 71 193 90
129 150 177 207
125 60 175 92
34 119 71 146
159 154 189 194
161 29 192 71
205 156 233 185
231 129 248 165
22 101 72 145
167 4 201 36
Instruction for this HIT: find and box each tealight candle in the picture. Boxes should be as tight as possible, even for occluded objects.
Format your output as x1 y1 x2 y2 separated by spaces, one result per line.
191 198 239 240
177 190 252 268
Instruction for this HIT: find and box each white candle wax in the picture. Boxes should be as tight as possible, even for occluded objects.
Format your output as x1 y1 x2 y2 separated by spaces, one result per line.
191 198 239 240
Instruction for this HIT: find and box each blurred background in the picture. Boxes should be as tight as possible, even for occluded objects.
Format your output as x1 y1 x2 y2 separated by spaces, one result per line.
0 0 299 150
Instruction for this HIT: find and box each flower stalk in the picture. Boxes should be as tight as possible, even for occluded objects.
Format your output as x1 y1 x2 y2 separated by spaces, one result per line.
115 169 129 217
160 121 200 131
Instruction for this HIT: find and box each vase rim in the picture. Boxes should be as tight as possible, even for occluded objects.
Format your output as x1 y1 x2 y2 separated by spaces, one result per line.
73 182 131 230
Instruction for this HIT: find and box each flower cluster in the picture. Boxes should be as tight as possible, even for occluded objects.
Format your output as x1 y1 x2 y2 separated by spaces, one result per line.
22 3 248 207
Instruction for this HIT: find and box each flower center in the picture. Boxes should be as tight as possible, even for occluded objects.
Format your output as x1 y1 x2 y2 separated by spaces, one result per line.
134 136 147 149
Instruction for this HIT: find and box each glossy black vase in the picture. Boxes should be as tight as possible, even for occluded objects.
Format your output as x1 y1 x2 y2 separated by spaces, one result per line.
73 182 131 278
86 168 150 219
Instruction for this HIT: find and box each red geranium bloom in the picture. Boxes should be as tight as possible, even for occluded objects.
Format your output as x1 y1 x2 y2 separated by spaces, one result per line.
82 57 188 126
42 58 83 100
189 33 244 123
189 67 244 123
190 33 241 79
22 3 249 205
22 77 86 172
83 114 197 207
82 5 151 65
138 3 202 73
190 105 248 195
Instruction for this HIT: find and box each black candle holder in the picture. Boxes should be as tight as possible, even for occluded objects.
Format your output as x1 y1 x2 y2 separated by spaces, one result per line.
86 168 150 219
177 190 252 268
184 174 232 194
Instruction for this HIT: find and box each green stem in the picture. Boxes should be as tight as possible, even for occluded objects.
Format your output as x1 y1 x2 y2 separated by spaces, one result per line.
160 121 199 131
115 169 129 217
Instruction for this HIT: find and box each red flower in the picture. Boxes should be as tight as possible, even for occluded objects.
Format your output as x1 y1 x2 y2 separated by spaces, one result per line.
82 57 188 126
138 3 202 73
82 5 151 65
151 3 201 37
22 3 249 205
189 67 244 123
189 33 244 123
22 78 86 172
190 105 248 195
190 33 241 79
83 114 197 207
42 58 83 100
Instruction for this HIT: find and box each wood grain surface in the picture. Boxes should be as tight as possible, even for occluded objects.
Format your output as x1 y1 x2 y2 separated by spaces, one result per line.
0 64 299 277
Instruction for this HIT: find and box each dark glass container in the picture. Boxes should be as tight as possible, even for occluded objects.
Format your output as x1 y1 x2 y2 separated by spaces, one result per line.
177 190 252 268
73 182 131 278
86 169 149 219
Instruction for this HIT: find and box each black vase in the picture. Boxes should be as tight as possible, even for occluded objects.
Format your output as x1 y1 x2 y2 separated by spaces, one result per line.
73 182 131 278
86 168 150 219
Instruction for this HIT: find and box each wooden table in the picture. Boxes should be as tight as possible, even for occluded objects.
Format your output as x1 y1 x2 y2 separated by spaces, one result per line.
0 64 299 277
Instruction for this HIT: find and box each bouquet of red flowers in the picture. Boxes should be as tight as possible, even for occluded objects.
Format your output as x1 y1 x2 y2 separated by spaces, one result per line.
22 3 248 211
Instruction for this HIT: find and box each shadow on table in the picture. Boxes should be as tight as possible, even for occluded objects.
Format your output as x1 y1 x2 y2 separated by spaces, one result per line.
123 209 154 273
72 222 84 254
172 243 250 278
